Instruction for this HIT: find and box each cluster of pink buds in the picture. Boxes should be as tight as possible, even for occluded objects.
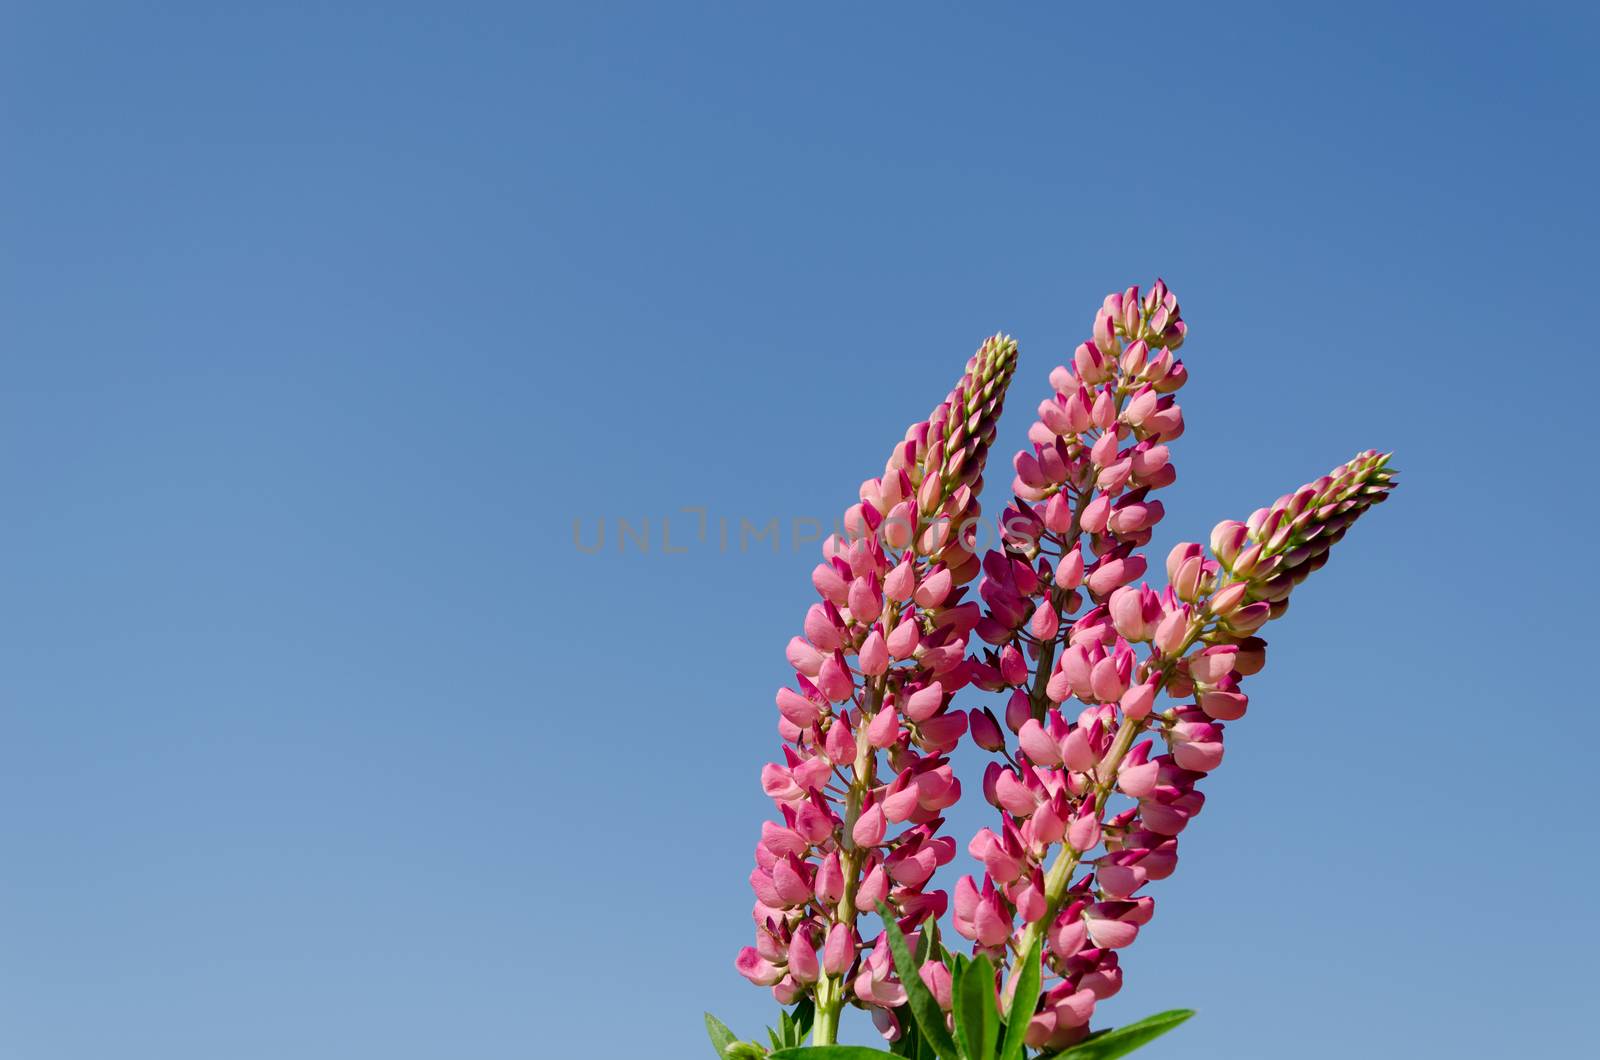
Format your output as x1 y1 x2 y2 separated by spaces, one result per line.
954 283 1394 1050
737 336 1020 1044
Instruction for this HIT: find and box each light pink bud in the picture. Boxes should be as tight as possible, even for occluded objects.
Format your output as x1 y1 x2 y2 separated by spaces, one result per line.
1080 494 1111 535
788 932 820 983
866 706 900 748
816 654 855 703
852 802 887 846
1062 728 1097 772
805 604 842 651
736 946 785 986
1030 600 1060 640
823 923 853 975
885 617 920 660
1209 581 1249 616
884 558 916 601
1087 555 1146 597
1153 606 1189 655
1068 806 1102 852
824 715 855 762
1031 797 1066 845
1120 679 1158 721
914 567 952 608
919 960 953 1010
1043 492 1073 533
1172 555 1206 602
812 562 849 604
995 770 1038 816
1018 718 1063 766
786 636 824 676
1014 879 1048 923
857 864 888 909
776 687 822 728
848 577 883 623
903 682 945 723
859 630 889 676
1056 547 1085 590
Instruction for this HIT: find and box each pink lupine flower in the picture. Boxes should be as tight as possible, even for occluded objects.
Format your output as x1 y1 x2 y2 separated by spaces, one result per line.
735 336 1020 1040
958 280 1395 1040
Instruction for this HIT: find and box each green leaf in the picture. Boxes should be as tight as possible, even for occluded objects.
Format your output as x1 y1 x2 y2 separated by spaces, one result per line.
705 1012 739 1058
769 1048 898 1059
1046 1009 1196 1059
952 953 998 1060
792 999 816 1043
877 905 961 1060
999 936 1042 1060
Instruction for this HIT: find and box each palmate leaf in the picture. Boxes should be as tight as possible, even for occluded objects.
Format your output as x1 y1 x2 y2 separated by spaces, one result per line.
877 905 961 1060
1045 1009 1195 1059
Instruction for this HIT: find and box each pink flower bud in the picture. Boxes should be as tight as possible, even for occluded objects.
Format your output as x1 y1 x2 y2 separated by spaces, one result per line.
805 603 842 651
736 946 785 986
1018 718 1063 766
1005 688 1032 732
848 577 883 624
866 705 900 748
970 707 1005 752
914 567 952 608
886 617 920 659
1120 678 1158 720
786 636 824 676
1068 805 1102 852
903 682 945 723
852 802 887 846
919 960 953 1010
1056 547 1085 590
776 687 822 728
884 558 916 601
1030 599 1060 641
816 654 855 702
1087 555 1146 597
823 922 854 975
1080 494 1111 535
857 863 888 909
859 629 889 676
788 931 820 983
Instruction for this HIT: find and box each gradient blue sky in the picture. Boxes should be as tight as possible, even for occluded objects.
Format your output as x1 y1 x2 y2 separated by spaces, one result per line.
3 3 1596 1058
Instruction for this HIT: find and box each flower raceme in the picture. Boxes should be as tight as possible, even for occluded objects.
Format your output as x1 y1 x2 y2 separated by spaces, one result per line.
726 282 1395 1055
738 336 1020 1044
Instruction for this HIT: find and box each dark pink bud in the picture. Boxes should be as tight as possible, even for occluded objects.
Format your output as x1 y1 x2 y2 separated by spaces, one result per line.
970 707 1005 752
1005 689 1032 732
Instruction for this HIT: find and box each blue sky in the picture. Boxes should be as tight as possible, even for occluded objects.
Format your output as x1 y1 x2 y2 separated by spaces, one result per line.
2 3 1596 1058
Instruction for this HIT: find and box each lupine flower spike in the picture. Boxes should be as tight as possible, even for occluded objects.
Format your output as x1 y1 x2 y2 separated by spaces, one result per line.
962 283 1394 1051
738 337 1019 1045
713 283 1394 1059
